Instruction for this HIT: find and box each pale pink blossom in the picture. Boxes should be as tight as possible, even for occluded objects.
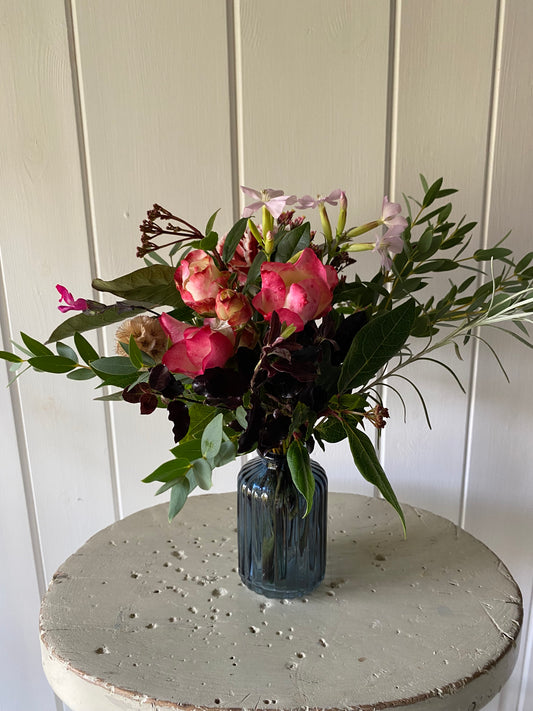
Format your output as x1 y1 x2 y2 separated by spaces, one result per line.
241 186 297 220
373 232 405 271
380 196 408 236
295 189 344 210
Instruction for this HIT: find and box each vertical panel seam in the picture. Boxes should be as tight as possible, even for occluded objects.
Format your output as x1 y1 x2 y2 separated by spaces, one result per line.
63 0 123 521
226 0 241 223
377 0 401 487
230 0 245 214
0 249 47 594
226 0 248 469
459 0 506 531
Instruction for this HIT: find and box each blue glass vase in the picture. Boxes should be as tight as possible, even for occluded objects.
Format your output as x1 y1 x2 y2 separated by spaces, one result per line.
237 451 328 598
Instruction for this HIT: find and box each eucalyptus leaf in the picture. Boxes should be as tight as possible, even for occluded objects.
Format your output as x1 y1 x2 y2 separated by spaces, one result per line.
168 477 192 521
287 439 314 517
56 342 78 362
74 332 100 364
214 441 236 468
66 368 96 381
21 333 53 357
0 350 23 363
142 458 191 483
28 355 77 374
201 412 224 459
90 356 138 375
128 335 145 370
193 458 213 490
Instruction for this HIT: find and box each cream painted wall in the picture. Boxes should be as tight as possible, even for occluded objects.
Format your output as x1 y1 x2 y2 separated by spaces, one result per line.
1 2 531 710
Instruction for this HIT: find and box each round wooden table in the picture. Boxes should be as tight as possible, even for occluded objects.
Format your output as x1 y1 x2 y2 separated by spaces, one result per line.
40 493 522 711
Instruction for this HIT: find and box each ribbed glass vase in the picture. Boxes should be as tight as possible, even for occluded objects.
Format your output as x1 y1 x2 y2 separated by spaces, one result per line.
237 451 328 598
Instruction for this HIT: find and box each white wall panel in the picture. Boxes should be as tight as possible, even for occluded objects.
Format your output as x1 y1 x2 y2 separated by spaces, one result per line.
381 0 499 521
1 1 532 708
0 308 57 711
0 1 115 578
463 1 533 709
237 0 391 492
71 0 237 515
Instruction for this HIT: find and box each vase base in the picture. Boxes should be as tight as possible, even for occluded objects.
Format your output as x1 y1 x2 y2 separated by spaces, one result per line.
239 573 324 599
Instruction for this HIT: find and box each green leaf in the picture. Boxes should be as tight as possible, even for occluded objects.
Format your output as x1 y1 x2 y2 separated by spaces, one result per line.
47 305 146 343
214 441 236 467
168 476 193 521
222 217 248 264
412 259 459 274
338 300 417 392
66 368 96 381
74 332 100 364
194 232 218 251
315 417 346 443
0 350 23 363
245 251 267 289
342 417 405 532
21 333 53 356
287 440 315 517
274 223 311 262
193 458 213 490
28 355 77 374
91 356 138 375
93 391 125 401
127 335 145 370
170 439 203 460
422 178 443 208
205 208 221 236
56 342 78 362
92 265 184 308
201 412 223 459
235 405 248 429
419 174 429 193
142 458 191 483
473 247 513 261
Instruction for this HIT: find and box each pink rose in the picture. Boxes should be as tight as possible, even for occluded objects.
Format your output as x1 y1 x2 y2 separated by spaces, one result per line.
215 289 253 328
174 250 229 315
252 248 338 331
159 313 235 377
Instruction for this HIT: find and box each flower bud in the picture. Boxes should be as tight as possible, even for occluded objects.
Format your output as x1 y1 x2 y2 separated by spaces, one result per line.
336 191 347 235
215 289 253 328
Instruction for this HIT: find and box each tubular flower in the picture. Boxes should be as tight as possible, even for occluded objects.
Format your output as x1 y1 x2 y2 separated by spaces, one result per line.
56 285 88 313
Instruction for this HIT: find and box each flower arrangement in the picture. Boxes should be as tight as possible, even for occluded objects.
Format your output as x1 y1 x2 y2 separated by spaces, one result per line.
2 177 533 528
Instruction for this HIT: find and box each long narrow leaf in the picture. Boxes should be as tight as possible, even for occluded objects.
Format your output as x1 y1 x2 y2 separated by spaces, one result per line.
338 300 416 392
342 417 405 533
287 440 314 517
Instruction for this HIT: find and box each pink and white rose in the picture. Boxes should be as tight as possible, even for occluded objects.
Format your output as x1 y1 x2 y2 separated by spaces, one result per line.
174 250 229 315
215 289 252 328
252 247 338 332
159 313 235 377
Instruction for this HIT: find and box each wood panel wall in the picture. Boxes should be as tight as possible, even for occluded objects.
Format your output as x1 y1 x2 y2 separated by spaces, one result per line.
1 2 531 710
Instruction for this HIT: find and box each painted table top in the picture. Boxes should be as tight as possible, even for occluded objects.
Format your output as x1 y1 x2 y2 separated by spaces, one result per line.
40 493 522 711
